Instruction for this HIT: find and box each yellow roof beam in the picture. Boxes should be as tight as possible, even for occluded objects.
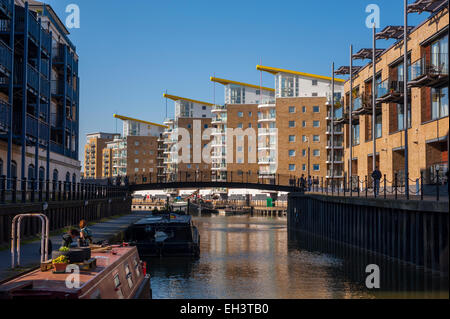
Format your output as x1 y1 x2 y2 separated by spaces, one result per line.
163 93 214 106
256 65 346 83
113 114 168 129
210 76 275 92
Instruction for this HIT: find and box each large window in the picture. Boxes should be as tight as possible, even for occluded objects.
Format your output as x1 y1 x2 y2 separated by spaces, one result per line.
352 124 360 146
397 103 411 130
431 87 448 120
375 114 382 138
431 34 448 74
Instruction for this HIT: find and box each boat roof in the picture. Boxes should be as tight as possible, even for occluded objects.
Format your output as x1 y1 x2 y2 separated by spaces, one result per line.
134 214 192 225
0 246 137 297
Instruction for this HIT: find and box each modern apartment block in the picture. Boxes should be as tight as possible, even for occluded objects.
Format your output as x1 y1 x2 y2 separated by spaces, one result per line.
341 3 448 186
256 66 345 185
104 114 166 179
0 0 80 188
210 77 275 181
84 132 119 179
162 94 213 181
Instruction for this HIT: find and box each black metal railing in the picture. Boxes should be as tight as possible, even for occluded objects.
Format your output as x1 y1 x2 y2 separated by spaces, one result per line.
0 176 128 204
302 170 447 202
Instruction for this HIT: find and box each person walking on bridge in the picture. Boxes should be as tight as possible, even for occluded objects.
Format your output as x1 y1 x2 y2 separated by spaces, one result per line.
371 167 382 197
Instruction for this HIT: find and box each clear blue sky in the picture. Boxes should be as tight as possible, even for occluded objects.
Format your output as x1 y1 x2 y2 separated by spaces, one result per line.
44 0 429 168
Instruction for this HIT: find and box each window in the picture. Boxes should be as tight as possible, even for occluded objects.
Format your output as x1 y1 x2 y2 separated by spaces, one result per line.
238 112 243 118
313 164 320 171
289 164 296 171
313 106 319 113
313 121 320 127
302 135 307 142
237 158 243 164
313 135 320 142
302 106 306 113
202 106 206 110
302 121 306 127
187 164 191 169
352 124 360 146
134 159 139 163
135 150 139 155
289 121 295 128
375 114 382 138
134 141 139 146
248 123 252 128
289 106 296 113
397 103 411 131
289 135 295 142
302 149 306 157
312 92 318 97
248 112 252 117
204 124 208 129
313 149 320 157
289 150 295 157
312 80 318 86
52 169 58 182
237 146 243 152
134 168 139 172
125 264 133 288
187 124 192 129
202 114 206 118
256 90 260 95
431 87 448 120
133 257 141 277
302 164 306 171
237 123 243 129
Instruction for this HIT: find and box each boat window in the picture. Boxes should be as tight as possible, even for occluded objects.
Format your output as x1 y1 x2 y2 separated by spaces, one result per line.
113 273 121 289
125 264 133 288
134 257 141 277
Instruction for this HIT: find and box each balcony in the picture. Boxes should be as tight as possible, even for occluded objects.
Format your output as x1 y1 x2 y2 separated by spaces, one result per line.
409 53 448 88
39 121 49 142
0 39 12 75
0 99 10 132
258 113 276 122
326 126 343 135
326 156 344 163
211 104 227 113
326 143 344 149
258 100 276 108
258 157 276 165
26 114 38 138
326 171 344 179
258 129 277 136
376 79 405 104
0 0 13 19
212 116 226 124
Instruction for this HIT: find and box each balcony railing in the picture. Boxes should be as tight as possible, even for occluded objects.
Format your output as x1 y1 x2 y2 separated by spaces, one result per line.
376 79 389 98
26 114 38 137
0 0 14 19
0 99 10 131
352 96 362 111
0 39 12 74
409 53 448 87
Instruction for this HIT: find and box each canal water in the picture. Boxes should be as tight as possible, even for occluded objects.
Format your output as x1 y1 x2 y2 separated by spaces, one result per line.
145 215 448 299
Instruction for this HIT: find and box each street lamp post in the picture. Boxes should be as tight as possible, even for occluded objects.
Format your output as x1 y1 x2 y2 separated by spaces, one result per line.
331 63 335 192
403 0 410 199
372 25 377 177
349 45 353 196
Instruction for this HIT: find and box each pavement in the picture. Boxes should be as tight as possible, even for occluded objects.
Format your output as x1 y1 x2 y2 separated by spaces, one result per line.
0 211 150 282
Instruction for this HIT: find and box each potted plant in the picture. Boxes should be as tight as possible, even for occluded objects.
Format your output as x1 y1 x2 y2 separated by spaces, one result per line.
52 255 69 272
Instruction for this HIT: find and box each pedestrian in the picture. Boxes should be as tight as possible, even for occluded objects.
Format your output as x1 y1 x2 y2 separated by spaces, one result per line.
371 167 382 197
62 229 80 248
79 219 93 246
300 174 306 192
307 176 312 192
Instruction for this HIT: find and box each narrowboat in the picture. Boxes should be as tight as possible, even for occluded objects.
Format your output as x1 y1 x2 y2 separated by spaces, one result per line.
126 213 200 258
0 245 151 299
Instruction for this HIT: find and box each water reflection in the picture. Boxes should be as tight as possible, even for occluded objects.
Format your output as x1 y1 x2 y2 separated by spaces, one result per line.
145 215 448 299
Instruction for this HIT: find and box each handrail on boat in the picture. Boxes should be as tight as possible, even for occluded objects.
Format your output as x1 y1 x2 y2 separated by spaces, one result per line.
11 213 49 269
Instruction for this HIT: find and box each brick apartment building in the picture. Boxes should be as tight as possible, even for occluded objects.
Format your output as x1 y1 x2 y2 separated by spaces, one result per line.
341 4 448 187
256 66 345 185
84 133 119 179
162 94 214 181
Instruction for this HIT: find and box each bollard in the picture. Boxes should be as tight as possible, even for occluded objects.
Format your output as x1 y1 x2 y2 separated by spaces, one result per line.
383 174 386 199
365 176 368 198
357 176 360 197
